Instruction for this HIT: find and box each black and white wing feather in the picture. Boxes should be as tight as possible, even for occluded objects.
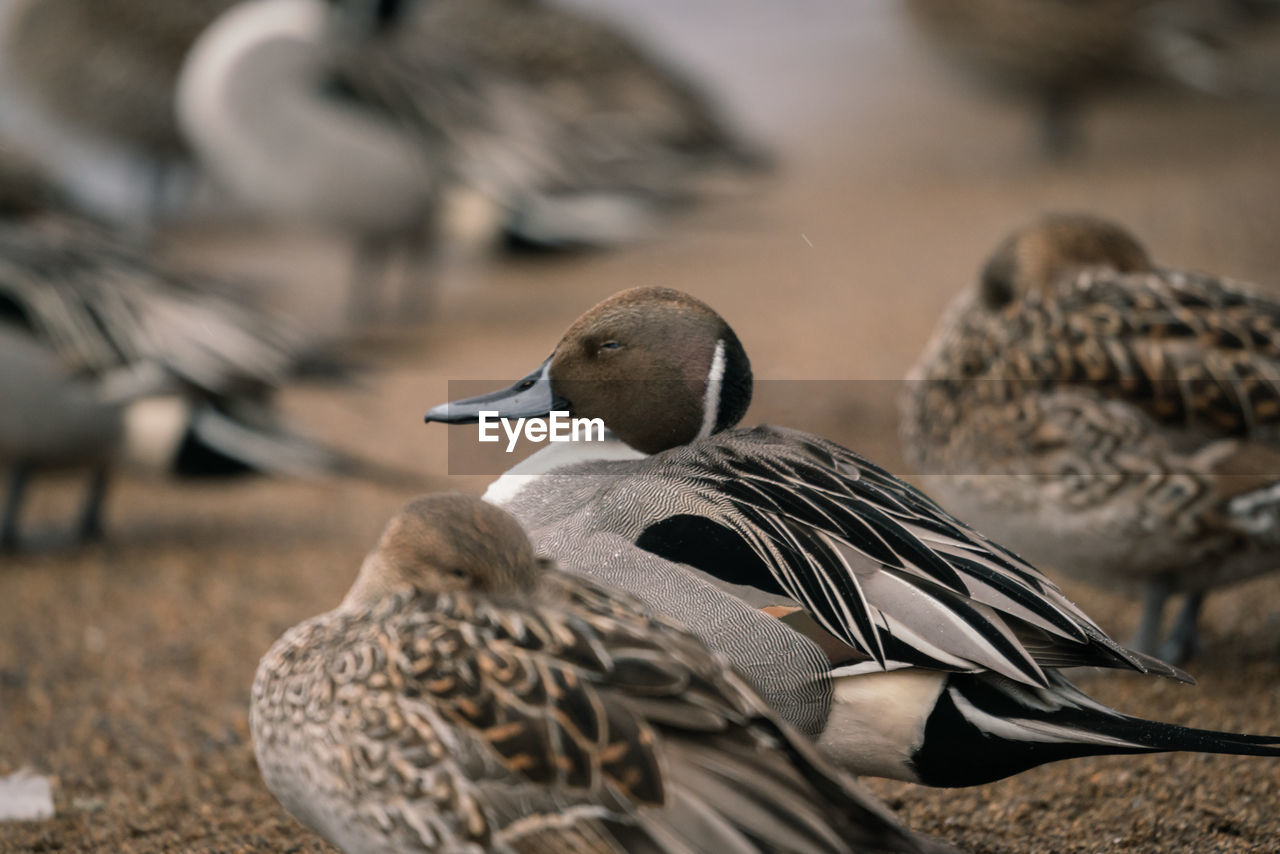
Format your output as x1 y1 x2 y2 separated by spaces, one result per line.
0 220 301 396
597 426 1181 688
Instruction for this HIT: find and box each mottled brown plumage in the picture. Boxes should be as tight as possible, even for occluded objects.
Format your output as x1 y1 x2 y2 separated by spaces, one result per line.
903 213 1280 661
252 494 946 854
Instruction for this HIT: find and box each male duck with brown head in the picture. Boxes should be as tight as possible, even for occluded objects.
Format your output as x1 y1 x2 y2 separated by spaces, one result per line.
253 492 951 854
426 286 1280 797
904 212 1280 663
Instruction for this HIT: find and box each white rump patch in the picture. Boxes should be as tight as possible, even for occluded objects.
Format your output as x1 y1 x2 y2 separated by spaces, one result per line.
122 396 191 472
817 670 946 782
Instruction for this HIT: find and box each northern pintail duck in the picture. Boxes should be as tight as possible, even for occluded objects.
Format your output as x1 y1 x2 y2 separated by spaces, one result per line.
0 0 237 217
177 0 765 317
252 493 952 854
903 213 1280 663
0 216 409 549
425 286 1280 788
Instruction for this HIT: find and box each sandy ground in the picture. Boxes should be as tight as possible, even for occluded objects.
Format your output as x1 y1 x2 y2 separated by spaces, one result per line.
3 1 1280 851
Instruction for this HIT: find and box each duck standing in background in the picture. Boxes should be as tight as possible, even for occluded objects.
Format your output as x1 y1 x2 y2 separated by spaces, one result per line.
177 0 768 321
901 0 1280 157
424 286 1280 792
902 0 1159 156
903 213 1280 663
0 149 414 550
252 493 953 854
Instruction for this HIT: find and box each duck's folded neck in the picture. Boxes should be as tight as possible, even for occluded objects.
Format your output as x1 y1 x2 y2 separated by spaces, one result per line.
483 430 645 506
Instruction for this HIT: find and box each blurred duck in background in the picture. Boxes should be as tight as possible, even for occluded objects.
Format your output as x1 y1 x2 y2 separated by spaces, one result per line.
0 0 239 220
0 147 413 551
903 213 1280 663
901 0 1280 157
177 0 769 321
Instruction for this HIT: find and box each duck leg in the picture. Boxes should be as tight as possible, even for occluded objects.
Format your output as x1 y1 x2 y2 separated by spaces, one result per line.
347 235 394 325
75 465 110 544
396 227 440 321
1 464 31 551
1040 86 1080 159
1131 577 1172 655
1159 591 1205 665
146 160 176 224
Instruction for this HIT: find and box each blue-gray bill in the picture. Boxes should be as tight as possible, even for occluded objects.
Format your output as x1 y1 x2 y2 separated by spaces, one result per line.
423 357 566 424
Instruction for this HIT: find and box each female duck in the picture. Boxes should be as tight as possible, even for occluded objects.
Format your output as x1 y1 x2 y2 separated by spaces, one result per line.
252 493 949 854
903 213 1280 663
426 286 1280 788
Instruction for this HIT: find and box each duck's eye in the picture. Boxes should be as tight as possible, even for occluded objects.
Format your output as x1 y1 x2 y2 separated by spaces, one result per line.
600 340 622 351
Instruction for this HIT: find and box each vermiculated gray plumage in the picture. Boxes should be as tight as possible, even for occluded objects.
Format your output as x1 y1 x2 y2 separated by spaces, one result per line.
530 525 834 737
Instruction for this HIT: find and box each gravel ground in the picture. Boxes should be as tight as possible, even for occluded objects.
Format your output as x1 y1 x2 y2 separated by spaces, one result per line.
3 2 1280 851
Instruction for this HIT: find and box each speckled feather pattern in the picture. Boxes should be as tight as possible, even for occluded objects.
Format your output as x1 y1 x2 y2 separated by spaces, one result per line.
252 571 931 854
903 264 1280 591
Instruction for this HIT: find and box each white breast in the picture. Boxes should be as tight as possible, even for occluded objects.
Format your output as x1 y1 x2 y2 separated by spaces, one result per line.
483 434 646 506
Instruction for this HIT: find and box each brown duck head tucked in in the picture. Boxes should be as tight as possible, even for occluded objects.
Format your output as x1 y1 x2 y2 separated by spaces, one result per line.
979 213 1153 309
342 492 540 610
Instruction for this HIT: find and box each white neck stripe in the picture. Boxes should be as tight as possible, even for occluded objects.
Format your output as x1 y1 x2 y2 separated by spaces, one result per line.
698 340 727 440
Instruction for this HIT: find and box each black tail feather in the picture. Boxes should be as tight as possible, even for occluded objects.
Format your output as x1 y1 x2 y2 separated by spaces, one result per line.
910 672 1280 787
174 402 427 490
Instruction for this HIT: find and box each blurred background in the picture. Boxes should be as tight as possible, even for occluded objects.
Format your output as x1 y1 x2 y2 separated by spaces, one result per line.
1 0 1278 851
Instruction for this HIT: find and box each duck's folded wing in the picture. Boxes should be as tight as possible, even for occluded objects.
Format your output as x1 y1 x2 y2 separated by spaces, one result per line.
621 426 1165 687
332 0 761 225
1029 269 1280 435
404 584 940 854
0 221 302 394
927 383 1280 591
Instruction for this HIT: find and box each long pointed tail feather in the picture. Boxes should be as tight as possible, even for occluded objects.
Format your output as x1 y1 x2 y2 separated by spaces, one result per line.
179 402 427 490
910 671 1280 787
